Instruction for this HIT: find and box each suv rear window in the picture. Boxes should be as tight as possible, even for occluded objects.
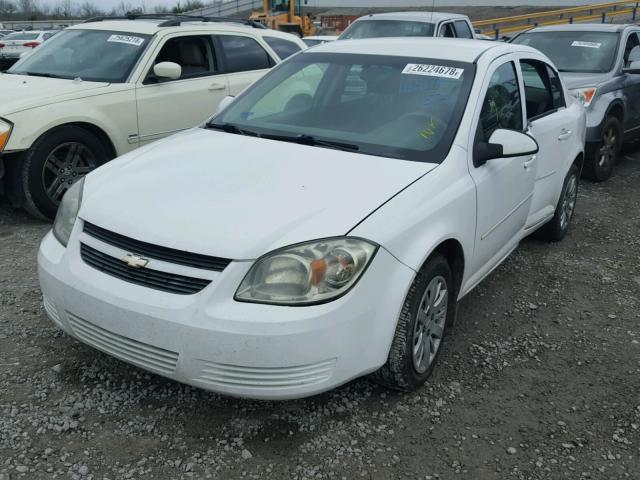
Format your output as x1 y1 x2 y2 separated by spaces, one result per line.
263 36 302 59
218 35 274 73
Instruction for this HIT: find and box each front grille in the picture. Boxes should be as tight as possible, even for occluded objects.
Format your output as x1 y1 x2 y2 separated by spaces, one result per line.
80 243 211 295
83 222 231 271
67 313 179 374
194 359 336 389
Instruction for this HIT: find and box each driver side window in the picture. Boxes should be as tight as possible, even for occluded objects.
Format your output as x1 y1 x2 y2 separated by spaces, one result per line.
478 61 523 143
147 35 216 83
624 32 640 67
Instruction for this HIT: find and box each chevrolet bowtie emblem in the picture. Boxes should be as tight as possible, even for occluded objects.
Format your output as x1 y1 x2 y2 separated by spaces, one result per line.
122 254 149 269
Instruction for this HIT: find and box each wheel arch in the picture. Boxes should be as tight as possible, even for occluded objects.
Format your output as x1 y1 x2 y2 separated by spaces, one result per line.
422 238 466 300
606 101 624 124
43 122 117 159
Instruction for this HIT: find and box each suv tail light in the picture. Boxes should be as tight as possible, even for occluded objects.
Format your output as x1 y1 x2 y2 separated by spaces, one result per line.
23 42 40 48
0 43 5 49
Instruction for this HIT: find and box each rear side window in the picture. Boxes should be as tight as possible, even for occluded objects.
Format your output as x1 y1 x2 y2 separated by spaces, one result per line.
263 36 302 59
478 62 523 142
218 35 274 73
454 21 474 39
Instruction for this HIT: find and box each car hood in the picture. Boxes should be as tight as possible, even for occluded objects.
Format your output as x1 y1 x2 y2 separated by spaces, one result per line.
0 73 110 114
559 71 611 90
81 128 437 260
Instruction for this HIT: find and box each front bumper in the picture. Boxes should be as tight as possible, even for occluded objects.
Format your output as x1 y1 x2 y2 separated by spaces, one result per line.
38 227 415 400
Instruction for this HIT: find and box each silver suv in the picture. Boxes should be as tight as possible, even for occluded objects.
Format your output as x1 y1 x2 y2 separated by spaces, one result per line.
513 24 640 181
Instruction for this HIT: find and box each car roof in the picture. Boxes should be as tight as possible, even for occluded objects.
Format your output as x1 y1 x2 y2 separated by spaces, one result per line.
524 23 633 34
311 37 537 63
353 11 469 24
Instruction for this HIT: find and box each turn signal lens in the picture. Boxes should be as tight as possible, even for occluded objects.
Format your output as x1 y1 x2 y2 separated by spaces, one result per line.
0 120 12 152
235 238 378 305
570 87 597 108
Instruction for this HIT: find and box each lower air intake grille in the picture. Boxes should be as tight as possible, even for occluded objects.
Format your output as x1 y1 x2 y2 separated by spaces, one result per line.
80 243 210 295
67 313 179 374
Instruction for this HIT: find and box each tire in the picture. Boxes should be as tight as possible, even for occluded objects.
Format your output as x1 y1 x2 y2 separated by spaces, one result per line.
535 163 579 242
21 126 109 220
583 116 621 182
373 254 456 392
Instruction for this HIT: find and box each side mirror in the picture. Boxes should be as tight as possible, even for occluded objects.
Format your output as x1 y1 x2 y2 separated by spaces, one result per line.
153 61 182 80
623 60 640 74
474 129 539 167
217 95 235 113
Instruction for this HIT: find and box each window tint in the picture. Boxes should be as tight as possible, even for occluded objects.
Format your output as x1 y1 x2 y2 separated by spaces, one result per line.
152 36 215 80
454 21 473 39
624 33 640 67
439 23 455 38
478 62 523 142
521 60 559 120
546 65 565 109
263 36 302 59
219 35 273 73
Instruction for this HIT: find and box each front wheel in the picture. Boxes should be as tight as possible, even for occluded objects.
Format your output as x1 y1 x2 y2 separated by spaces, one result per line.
583 116 621 182
535 164 579 242
373 254 455 391
21 126 109 220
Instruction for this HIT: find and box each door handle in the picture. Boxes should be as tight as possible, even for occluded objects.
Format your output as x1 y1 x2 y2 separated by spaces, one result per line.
558 129 572 141
524 155 537 169
208 83 226 91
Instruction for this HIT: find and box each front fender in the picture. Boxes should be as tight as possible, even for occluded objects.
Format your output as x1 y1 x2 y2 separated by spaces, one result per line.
350 145 476 299
2 89 137 156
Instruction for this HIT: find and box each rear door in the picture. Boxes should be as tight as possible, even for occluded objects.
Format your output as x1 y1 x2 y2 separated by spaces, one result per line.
135 34 229 145
468 57 535 272
215 34 275 97
518 57 576 225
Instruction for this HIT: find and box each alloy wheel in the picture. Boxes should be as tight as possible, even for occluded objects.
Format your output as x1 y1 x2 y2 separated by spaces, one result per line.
598 127 618 169
412 275 448 374
42 142 96 205
559 173 578 231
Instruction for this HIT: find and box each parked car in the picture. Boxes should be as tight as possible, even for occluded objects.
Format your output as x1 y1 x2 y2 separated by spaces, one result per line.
0 15 306 220
512 24 640 181
339 12 476 40
302 35 337 47
0 30 58 67
38 38 585 400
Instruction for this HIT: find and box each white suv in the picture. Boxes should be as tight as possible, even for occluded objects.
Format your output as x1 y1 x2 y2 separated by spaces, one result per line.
0 14 306 219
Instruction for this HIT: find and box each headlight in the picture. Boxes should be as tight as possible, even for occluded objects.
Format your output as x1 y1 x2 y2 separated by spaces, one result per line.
570 87 597 108
52 178 84 247
235 238 378 305
0 119 12 152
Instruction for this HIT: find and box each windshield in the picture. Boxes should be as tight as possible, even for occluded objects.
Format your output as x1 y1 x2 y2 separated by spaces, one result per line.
212 52 474 163
340 20 435 40
512 31 619 73
3 32 39 41
8 29 151 82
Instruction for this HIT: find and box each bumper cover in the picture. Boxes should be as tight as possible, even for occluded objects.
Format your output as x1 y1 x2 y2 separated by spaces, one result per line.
38 229 414 400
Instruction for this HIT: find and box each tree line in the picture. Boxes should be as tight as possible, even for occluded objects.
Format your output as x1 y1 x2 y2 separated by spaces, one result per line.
0 0 214 20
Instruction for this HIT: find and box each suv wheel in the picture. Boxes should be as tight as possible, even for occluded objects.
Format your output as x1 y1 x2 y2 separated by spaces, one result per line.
373 254 456 391
21 126 109 220
583 116 621 182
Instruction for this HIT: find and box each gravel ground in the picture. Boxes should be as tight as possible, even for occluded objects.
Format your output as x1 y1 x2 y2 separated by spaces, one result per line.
1 150 640 480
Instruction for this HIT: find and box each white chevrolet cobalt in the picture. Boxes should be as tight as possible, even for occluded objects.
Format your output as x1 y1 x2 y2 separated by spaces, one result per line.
38 39 586 400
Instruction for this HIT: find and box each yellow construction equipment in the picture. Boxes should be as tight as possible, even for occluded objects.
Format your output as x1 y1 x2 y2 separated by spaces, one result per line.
250 0 317 37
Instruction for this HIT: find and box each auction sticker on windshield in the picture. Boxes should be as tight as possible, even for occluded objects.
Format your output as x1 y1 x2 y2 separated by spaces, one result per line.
402 64 464 79
571 41 601 49
107 34 145 47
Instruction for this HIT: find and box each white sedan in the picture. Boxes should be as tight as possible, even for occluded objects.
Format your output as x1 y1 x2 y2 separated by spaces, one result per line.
38 38 586 400
0 30 57 62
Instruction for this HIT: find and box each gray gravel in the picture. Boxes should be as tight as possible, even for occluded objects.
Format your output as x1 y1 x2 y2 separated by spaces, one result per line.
1 151 639 479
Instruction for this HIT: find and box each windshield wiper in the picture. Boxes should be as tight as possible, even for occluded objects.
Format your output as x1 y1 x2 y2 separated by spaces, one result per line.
22 72 65 79
261 133 360 152
206 122 259 137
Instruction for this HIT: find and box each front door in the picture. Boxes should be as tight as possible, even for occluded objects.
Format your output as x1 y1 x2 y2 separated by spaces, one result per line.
135 34 229 145
468 58 536 273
